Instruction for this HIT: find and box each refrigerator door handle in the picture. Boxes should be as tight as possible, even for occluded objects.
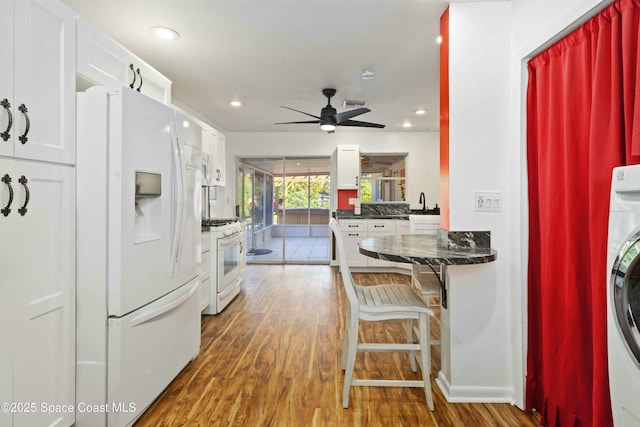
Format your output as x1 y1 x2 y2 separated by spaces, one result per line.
129 281 198 327
175 131 185 269
169 122 184 277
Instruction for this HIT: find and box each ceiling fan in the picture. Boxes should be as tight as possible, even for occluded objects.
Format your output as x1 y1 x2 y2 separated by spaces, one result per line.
275 88 385 133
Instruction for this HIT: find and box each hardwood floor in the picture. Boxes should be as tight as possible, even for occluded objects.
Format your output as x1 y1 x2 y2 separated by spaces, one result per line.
134 265 540 426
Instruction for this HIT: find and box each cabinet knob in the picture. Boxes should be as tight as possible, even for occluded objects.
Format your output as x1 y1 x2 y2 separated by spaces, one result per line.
129 64 137 89
136 68 143 92
18 104 30 144
1 174 13 217
18 175 29 216
0 98 12 141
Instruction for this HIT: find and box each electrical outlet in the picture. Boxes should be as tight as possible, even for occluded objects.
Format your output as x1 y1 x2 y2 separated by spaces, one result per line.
474 192 502 212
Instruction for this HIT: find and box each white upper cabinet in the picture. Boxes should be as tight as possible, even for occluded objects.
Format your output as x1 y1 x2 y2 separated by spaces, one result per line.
335 145 360 190
0 0 76 165
201 125 226 187
212 130 226 186
76 17 172 106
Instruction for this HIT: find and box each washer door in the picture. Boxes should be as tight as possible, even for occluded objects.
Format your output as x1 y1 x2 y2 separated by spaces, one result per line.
611 231 640 367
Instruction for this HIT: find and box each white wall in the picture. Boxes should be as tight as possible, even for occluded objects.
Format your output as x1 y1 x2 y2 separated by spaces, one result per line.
445 1 513 402
223 131 440 215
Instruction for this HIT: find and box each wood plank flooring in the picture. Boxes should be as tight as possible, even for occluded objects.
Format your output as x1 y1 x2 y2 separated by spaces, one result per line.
134 265 540 426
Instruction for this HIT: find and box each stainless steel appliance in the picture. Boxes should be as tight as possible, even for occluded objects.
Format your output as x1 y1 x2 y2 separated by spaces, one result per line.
202 218 245 314
201 186 213 221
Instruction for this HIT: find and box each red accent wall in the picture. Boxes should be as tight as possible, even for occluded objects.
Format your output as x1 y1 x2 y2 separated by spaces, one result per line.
439 7 450 231
337 189 358 209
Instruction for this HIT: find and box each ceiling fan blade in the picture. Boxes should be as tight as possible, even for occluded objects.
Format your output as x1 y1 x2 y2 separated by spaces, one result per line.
274 120 320 125
281 106 321 119
337 119 385 128
334 108 371 124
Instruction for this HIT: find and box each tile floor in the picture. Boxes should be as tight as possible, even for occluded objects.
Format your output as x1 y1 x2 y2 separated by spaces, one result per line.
246 236 330 263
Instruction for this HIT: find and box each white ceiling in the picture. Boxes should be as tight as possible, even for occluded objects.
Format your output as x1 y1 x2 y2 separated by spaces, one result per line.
62 0 450 133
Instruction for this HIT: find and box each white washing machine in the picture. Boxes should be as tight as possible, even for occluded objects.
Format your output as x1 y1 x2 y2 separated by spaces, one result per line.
607 165 640 427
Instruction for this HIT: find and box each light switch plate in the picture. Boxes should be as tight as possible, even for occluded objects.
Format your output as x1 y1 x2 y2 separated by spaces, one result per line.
474 191 502 212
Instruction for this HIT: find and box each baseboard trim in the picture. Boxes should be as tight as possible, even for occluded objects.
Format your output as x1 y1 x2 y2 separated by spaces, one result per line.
436 371 515 404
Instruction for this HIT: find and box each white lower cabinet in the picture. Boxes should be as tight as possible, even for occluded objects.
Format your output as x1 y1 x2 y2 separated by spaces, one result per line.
338 219 406 269
0 158 75 427
200 232 211 311
366 220 396 267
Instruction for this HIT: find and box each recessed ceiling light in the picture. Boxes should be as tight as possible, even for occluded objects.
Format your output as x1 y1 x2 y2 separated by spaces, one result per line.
415 109 426 115
436 35 443 44
230 100 242 107
402 121 413 128
150 26 180 40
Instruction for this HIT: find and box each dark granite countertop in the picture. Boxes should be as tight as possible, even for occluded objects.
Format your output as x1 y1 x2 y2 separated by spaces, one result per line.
335 202 440 220
336 212 410 220
358 234 497 266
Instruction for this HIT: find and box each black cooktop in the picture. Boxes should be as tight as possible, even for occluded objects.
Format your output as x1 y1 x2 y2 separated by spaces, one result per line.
202 218 239 227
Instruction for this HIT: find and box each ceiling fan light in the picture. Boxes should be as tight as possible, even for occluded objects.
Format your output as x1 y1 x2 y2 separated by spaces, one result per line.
320 124 336 132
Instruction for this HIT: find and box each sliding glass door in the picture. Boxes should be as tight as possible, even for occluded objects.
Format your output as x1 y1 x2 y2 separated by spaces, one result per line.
238 157 330 264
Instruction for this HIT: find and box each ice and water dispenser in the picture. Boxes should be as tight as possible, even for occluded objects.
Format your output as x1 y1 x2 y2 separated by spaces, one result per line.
134 171 162 243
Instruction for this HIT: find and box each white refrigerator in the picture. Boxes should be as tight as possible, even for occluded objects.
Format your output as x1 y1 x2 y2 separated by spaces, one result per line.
76 87 202 427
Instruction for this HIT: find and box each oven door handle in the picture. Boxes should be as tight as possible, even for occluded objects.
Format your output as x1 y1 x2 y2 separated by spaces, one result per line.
218 233 242 248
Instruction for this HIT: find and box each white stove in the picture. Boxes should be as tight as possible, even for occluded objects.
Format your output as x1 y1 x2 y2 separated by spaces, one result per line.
202 218 245 314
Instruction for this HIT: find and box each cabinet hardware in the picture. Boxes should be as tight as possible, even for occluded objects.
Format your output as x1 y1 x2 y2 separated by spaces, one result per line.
348 233 359 236
136 68 142 92
129 64 136 89
374 225 383 228
1 174 13 217
18 176 29 216
348 225 357 227
0 98 12 141
355 176 359 186
240 242 243 253
18 104 30 144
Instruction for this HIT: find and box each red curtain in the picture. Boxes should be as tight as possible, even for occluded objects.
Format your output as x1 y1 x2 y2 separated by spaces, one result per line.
526 1 640 426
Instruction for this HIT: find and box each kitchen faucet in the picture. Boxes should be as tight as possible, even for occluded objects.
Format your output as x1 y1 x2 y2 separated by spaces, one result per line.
419 192 426 211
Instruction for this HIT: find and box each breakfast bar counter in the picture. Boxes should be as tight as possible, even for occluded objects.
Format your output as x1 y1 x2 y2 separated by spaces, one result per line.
358 234 497 308
358 233 499 403
358 234 497 266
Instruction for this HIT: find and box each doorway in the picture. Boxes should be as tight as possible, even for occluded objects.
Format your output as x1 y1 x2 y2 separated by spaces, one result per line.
237 157 331 264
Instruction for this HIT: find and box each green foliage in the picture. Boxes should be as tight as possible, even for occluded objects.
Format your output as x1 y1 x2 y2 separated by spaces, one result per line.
285 179 330 208
360 179 372 202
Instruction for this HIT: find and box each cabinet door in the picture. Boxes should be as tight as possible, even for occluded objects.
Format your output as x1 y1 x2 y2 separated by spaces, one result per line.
0 0 13 159
342 231 369 267
337 145 360 189
200 129 213 185
213 131 226 186
367 220 396 267
13 0 75 165
77 18 172 106
0 160 14 426
395 220 412 270
5 159 75 427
